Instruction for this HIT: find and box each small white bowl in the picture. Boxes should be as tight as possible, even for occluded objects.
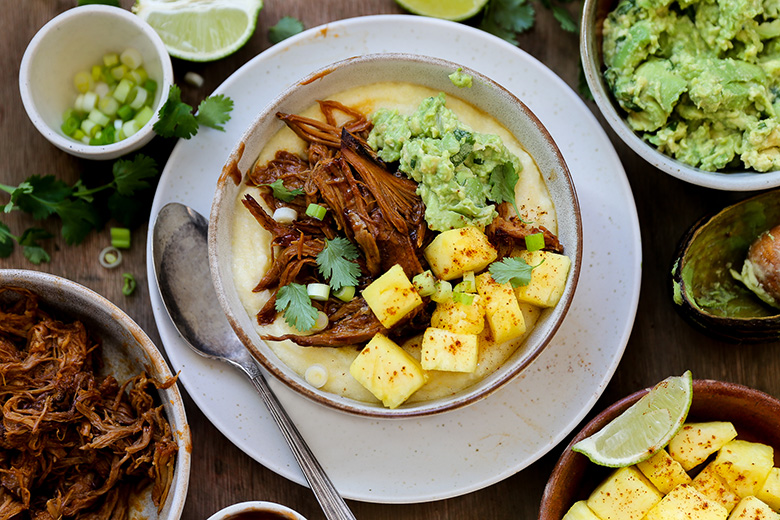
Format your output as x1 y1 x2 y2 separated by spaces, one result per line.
19 5 173 160
206 501 307 520
580 0 780 191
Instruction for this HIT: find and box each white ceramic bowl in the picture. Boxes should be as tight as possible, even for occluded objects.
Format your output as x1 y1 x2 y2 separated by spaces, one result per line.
209 53 582 418
580 0 780 191
19 5 173 160
206 501 307 520
0 269 190 519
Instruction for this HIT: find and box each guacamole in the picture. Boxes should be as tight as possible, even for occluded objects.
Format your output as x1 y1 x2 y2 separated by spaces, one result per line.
602 0 780 171
367 93 524 231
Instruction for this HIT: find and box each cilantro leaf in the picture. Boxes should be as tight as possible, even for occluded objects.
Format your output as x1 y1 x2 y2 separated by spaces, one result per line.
316 237 361 291
480 0 535 43
196 94 234 131
7 176 72 220
275 283 319 331
265 179 304 202
18 228 52 264
552 4 579 32
112 154 159 195
489 162 522 217
488 257 537 288
269 16 305 44
154 85 199 139
55 199 101 245
0 222 15 258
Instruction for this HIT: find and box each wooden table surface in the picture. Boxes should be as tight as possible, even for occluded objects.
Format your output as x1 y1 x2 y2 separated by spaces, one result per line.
3 1 780 519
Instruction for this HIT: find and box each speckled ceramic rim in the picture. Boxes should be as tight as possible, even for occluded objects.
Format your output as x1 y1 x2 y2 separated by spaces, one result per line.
18 5 174 160
205 501 307 520
209 53 582 419
580 0 780 191
538 379 780 520
0 269 190 520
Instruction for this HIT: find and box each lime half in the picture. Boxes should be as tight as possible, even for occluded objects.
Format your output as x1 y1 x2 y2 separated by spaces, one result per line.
395 0 489 21
572 371 693 468
133 0 263 62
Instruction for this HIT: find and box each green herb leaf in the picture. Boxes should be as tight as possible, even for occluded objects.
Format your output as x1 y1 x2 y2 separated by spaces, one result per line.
489 257 537 287
112 154 159 195
154 85 199 139
489 162 522 217
196 94 234 131
18 228 52 264
265 179 304 202
317 237 361 292
552 4 578 32
480 0 535 43
269 16 305 44
0 222 15 258
275 283 319 331
56 199 101 245
9 176 73 220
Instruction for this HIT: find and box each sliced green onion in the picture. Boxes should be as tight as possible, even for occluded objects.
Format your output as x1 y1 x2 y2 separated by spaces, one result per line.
111 64 128 81
128 67 148 85
143 79 157 93
184 71 205 88
98 246 122 268
452 291 475 305
80 119 101 137
272 207 297 224
120 48 143 70
91 65 103 81
87 109 111 127
61 114 81 135
455 271 476 293
98 96 120 117
103 53 119 67
431 280 453 303
307 282 330 301
304 364 328 388
94 81 110 99
333 285 355 302
117 104 135 122
128 87 148 110
113 78 134 103
133 105 154 127
412 270 437 297
110 227 131 249
122 119 140 137
305 203 327 220
311 311 329 333
74 70 93 94
525 232 545 252
82 91 98 111
122 273 137 296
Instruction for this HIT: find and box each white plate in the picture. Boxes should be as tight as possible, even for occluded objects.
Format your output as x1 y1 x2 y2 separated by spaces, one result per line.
145 14 641 504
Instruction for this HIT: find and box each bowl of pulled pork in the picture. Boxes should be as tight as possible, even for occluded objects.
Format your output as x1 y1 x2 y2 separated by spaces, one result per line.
209 53 582 418
0 269 190 519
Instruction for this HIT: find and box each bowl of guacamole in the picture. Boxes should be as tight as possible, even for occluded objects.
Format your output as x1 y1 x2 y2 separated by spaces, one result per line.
209 53 582 418
581 0 780 190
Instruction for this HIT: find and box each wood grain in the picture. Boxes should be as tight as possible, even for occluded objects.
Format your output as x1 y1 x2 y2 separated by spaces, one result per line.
2 1 779 519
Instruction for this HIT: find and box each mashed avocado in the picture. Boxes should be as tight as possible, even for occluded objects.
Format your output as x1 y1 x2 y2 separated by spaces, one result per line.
603 0 780 171
367 93 523 231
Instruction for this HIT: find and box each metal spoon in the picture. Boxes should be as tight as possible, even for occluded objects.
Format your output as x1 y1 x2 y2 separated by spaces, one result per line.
151 202 356 520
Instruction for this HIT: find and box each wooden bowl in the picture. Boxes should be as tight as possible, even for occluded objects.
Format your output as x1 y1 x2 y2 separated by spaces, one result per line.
539 379 780 519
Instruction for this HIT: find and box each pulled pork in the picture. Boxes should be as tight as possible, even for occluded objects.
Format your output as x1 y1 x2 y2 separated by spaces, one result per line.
0 288 178 520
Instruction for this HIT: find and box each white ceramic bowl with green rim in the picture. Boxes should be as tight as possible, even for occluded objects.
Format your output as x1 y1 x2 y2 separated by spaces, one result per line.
209 53 583 418
19 5 173 160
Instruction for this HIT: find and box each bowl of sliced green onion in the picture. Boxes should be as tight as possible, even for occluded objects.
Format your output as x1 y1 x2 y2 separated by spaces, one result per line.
19 4 173 160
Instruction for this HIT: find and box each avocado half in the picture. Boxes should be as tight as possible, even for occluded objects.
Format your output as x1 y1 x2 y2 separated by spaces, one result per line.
670 189 780 342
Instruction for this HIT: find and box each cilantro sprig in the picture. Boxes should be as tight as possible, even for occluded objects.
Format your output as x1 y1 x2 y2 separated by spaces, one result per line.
275 283 319 331
489 162 523 218
153 85 234 139
316 237 361 291
269 16 305 44
0 154 158 263
488 256 541 287
479 0 578 45
265 179 304 202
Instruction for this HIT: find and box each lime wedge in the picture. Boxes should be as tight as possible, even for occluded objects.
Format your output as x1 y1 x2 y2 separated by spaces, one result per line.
133 0 263 62
394 0 489 21
572 371 693 468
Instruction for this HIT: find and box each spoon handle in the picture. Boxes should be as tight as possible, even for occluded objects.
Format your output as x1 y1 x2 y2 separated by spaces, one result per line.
247 370 357 520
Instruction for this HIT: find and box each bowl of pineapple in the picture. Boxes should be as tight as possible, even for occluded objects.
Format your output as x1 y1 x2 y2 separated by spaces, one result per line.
540 378 780 520
209 53 581 418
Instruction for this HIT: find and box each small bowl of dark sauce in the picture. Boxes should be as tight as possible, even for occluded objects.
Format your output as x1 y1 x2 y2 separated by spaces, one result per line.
206 501 306 520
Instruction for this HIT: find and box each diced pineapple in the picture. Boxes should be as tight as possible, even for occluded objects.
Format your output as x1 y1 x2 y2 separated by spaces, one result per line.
431 294 485 334
349 334 427 409
362 264 423 328
644 484 728 520
691 462 741 513
513 249 571 308
562 500 601 520
475 272 526 344
636 448 693 494
424 226 498 281
668 421 739 471
728 496 780 520
757 467 780 511
420 328 479 373
713 440 774 498
586 466 663 520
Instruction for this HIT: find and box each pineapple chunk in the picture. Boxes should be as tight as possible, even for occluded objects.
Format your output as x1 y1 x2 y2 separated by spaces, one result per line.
757 467 780 511
586 466 663 520
420 328 479 373
431 294 485 334
475 272 526 344
349 334 427 409
644 484 728 520
728 496 780 520
637 448 693 494
668 421 739 471
713 440 774 498
562 500 601 520
362 264 423 328
513 249 571 308
424 226 498 281
691 462 741 513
